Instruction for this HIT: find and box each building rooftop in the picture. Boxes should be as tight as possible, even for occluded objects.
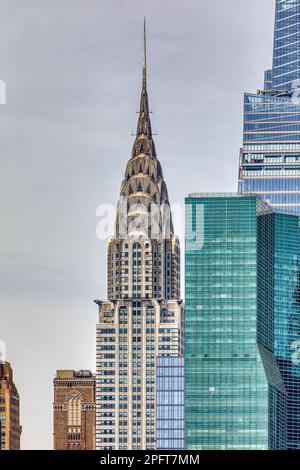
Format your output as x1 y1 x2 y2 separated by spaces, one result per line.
187 192 262 199
55 370 94 379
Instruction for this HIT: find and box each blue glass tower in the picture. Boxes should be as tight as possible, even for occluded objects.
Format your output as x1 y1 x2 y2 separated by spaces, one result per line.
272 0 300 91
156 357 184 450
239 0 300 214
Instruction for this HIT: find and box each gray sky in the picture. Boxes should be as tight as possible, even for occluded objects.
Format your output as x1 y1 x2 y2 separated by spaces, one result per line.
0 0 274 450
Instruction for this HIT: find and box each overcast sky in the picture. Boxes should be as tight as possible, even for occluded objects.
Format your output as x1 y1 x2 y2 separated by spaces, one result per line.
0 0 274 450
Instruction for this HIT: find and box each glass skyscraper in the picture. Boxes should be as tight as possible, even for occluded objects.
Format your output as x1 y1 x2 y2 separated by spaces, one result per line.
185 193 300 450
269 212 300 449
185 194 270 450
239 0 300 214
272 0 300 91
156 357 184 450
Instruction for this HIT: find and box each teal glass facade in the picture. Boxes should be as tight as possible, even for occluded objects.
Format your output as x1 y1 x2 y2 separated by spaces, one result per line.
269 213 300 449
185 193 300 450
185 195 270 450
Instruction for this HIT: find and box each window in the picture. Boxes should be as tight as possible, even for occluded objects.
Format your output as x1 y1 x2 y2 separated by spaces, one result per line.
67 393 82 427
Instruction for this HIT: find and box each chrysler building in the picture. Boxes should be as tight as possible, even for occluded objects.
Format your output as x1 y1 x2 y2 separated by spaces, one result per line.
95 21 184 450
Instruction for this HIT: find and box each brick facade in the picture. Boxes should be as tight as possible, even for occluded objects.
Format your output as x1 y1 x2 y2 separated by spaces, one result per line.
0 362 22 450
53 370 96 450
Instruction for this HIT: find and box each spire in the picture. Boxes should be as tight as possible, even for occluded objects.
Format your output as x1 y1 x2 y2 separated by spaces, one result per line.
132 18 156 159
143 17 147 92
139 17 149 116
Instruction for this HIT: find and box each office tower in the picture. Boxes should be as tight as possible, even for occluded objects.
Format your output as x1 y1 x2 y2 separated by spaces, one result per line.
185 193 300 450
156 357 184 450
95 22 184 450
185 194 270 450
270 212 300 449
0 362 22 450
239 0 300 214
53 370 96 450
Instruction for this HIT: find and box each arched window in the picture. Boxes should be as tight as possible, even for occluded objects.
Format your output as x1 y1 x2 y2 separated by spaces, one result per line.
67 394 82 426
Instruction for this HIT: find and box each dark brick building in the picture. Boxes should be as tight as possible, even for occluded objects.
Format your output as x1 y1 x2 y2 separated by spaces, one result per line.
53 370 96 450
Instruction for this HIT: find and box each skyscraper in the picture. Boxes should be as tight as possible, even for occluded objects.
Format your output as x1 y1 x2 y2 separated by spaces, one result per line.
156 357 184 450
239 0 300 214
269 212 300 449
95 22 184 451
185 194 270 450
53 370 96 450
185 193 300 450
0 362 22 450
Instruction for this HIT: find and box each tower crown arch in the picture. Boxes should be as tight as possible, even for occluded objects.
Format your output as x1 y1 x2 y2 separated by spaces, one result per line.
125 155 160 181
127 191 156 205
127 199 152 217
132 135 156 158
120 176 160 199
